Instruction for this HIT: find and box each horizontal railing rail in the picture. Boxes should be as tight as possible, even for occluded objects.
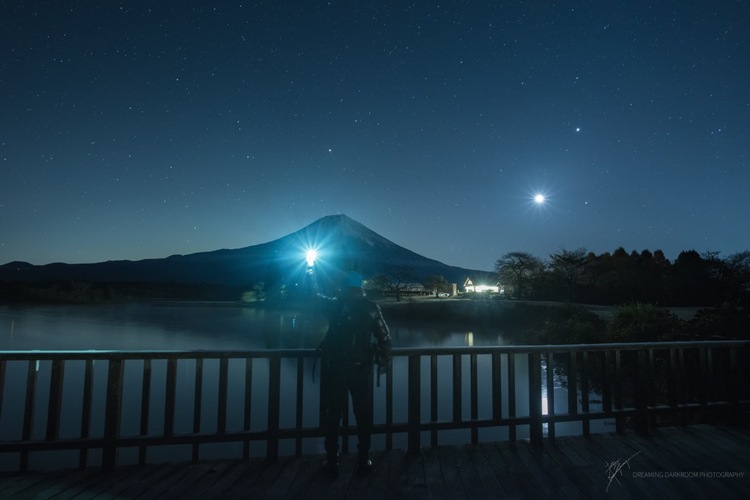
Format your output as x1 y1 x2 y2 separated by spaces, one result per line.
0 340 748 472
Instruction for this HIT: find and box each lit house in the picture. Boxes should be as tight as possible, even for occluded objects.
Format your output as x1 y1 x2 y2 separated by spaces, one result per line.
463 277 504 294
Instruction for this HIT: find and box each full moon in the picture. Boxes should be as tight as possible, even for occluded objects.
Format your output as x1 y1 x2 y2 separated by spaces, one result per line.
534 193 546 204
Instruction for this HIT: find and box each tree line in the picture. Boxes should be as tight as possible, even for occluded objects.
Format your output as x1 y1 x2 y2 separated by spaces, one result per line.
496 248 750 307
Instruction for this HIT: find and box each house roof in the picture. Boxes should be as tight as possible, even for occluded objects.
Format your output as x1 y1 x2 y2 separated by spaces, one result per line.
464 272 500 286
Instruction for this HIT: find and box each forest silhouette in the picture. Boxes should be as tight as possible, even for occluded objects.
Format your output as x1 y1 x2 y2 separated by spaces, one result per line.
495 247 749 308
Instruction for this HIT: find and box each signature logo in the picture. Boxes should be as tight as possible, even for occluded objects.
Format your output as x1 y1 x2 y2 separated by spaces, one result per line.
605 451 641 492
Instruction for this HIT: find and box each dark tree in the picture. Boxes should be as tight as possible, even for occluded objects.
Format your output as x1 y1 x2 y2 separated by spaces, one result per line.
371 266 417 302
495 252 544 299
669 250 714 306
549 248 588 302
425 275 449 296
723 251 750 302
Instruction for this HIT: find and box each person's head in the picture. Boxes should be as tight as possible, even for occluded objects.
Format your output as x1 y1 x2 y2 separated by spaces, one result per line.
336 270 364 298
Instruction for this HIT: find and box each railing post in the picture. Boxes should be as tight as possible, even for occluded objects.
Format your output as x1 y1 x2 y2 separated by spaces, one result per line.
601 351 611 415
46 359 65 442
452 354 462 424
614 350 624 433
430 354 438 448
139 358 152 465
218 357 229 435
567 351 578 418
192 358 203 462
267 357 281 463
385 356 394 451
646 349 656 430
407 354 421 454
728 348 741 425
164 358 177 437
20 359 39 472
667 348 678 410
528 352 543 446
701 347 711 408
581 351 590 438
295 356 305 456
0 360 5 421
103 358 124 472
634 350 648 436
243 357 253 460
79 359 94 469
470 353 479 445
545 352 555 441
508 353 516 441
491 353 502 423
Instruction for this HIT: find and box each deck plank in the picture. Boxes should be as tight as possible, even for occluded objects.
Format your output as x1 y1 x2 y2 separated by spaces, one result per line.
468 444 507 498
146 462 230 499
292 455 336 499
0 425 747 499
590 433 681 500
572 432 655 499
634 428 749 499
519 441 582 499
2 470 88 499
179 460 252 500
625 431 720 498
497 440 552 498
420 446 447 499
452 445 487 498
363 449 391 500
384 447 408 499
402 451 427 499
434 445 466 499
538 441 599 499
481 441 528 499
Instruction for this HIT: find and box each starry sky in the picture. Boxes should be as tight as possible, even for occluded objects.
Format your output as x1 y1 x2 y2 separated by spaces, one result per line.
1 1 748 271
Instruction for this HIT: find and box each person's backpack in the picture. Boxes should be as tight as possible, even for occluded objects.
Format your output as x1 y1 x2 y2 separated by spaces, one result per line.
321 298 374 362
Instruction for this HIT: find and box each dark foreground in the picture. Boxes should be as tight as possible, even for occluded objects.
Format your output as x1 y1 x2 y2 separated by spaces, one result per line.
1 425 748 499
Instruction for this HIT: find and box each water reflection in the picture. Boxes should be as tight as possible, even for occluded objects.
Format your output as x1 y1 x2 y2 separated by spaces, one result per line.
0 303 510 350
0 304 330 351
0 303 614 468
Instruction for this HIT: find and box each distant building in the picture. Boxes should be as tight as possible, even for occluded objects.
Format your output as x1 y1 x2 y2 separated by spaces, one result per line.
463 277 504 294
402 282 428 294
365 280 428 297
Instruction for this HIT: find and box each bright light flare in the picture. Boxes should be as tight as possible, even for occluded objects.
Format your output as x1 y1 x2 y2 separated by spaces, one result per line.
534 193 546 204
305 249 318 267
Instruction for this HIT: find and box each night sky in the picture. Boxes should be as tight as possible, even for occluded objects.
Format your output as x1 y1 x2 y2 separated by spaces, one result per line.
2 1 748 271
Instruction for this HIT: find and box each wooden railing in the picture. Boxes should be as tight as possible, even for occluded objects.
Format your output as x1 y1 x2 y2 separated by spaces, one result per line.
0 340 748 472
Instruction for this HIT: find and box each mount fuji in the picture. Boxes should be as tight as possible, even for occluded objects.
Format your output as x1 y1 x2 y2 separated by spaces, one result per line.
0 215 491 292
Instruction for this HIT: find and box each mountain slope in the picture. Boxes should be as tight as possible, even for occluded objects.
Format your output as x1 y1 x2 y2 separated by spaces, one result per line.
0 215 490 288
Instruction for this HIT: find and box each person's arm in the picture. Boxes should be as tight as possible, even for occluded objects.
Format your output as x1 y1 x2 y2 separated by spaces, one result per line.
371 304 391 356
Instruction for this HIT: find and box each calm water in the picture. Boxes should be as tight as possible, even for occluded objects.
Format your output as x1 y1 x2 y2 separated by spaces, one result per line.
0 303 611 468
0 302 507 351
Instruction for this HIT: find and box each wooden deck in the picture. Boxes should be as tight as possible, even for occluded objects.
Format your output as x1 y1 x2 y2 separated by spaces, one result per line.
1 425 748 499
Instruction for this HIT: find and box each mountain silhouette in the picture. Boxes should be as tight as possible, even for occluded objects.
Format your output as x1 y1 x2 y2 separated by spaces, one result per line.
0 215 490 290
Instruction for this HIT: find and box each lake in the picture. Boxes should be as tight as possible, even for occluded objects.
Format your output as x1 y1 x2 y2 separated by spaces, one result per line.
0 302 510 351
0 302 612 468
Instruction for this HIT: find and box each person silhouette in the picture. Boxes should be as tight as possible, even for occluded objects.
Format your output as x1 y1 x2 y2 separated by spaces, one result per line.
317 271 391 477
